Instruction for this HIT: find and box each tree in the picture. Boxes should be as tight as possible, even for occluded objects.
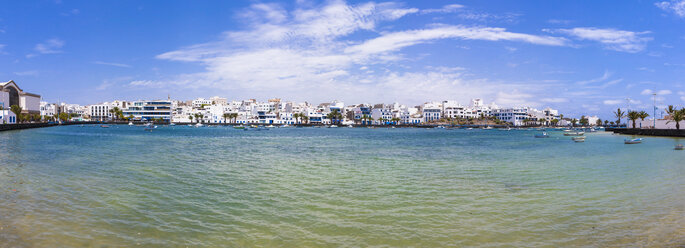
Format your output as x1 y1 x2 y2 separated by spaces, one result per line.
579 116 589 126
194 113 204 123
222 113 230 124
550 119 559 126
613 108 625 126
667 108 685 130
326 110 343 124
188 115 193 123
610 121 615 126
571 118 578 127
109 107 122 121
231 113 238 124
627 111 640 129
595 118 602 126
391 117 401 125
58 112 69 122
10 105 22 123
604 120 608 126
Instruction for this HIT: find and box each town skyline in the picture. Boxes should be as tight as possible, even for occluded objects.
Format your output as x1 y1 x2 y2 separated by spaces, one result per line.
2 0 685 120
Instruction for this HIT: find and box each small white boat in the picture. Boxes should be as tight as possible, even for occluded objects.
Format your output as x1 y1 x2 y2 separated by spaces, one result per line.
348 125 354 128
534 132 549 138
675 144 684 150
267 125 275 128
572 136 586 142
128 122 134 126
564 132 585 136
195 123 204 127
624 138 643 144
169 123 176 126
329 125 338 128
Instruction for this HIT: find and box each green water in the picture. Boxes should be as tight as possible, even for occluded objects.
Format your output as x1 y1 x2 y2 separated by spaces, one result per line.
1 125 684 247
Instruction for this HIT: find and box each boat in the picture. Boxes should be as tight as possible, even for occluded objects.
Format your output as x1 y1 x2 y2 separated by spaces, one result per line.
348 125 353 128
195 123 204 127
572 136 586 142
100 125 110 128
267 125 275 128
169 123 176 126
233 125 246 130
563 132 585 136
675 144 684 150
128 122 134 126
329 125 338 128
144 126 157 131
534 132 549 138
624 138 643 144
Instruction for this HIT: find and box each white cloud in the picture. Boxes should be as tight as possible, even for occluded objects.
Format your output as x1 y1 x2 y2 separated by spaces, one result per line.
541 97 568 103
28 38 65 58
421 4 464 14
14 70 39 76
345 25 568 55
641 89 672 95
576 70 611 85
603 99 623 105
548 27 652 53
139 1 573 106
655 0 685 17
93 61 131 68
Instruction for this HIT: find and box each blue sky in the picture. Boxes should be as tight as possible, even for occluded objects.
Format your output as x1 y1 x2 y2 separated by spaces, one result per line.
2 0 685 119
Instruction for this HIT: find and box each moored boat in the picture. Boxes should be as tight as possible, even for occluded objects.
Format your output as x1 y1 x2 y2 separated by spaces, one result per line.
534 132 549 138
564 132 585 136
572 136 586 142
624 138 643 144
675 144 684 150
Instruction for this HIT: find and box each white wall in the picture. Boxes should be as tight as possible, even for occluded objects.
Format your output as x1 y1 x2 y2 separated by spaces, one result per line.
631 119 685 129
0 91 8 109
20 95 41 112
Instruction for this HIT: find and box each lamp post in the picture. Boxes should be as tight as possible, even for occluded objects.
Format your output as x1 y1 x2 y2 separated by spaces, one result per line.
653 92 657 129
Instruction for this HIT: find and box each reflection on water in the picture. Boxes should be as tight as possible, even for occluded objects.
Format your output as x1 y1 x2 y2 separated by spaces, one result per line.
1 125 684 247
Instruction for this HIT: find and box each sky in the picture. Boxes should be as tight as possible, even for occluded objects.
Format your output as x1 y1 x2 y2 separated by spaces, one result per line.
1 0 685 119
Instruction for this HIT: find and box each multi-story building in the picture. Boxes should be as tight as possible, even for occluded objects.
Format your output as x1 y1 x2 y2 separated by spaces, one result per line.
89 103 112 121
0 80 41 114
492 107 529 126
123 100 172 122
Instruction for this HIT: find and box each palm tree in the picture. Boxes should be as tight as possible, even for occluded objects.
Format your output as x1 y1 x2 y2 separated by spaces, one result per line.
627 110 640 129
604 120 609 126
579 116 589 127
222 113 230 124
188 115 193 123
550 119 559 126
610 121 615 126
595 118 602 126
613 108 625 126
326 110 343 125
194 113 204 123
391 117 401 125
667 108 685 130
231 113 238 124
571 118 578 127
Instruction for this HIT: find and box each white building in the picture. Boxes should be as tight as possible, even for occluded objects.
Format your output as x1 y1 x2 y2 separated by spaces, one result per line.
492 107 529 126
0 80 41 114
123 100 173 122
422 102 442 122
89 103 112 121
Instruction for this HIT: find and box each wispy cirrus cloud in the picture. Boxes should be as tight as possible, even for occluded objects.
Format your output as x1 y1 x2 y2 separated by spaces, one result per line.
93 61 131 68
421 4 464 14
655 0 685 17
27 38 65 58
546 27 652 53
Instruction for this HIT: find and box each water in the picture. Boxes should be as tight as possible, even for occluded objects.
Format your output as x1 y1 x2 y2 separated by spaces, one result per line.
1 125 684 247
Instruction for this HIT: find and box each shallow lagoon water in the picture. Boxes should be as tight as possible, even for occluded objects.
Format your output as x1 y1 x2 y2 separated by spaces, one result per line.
1 125 684 247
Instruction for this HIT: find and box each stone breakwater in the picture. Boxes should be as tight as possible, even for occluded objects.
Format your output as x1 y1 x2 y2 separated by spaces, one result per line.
606 127 685 137
0 122 95 132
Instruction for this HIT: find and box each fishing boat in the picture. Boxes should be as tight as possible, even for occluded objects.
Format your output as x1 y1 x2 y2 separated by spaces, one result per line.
675 144 684 150
624 138 643 144
534 132 549 138
572 136 586 142
563 132 585 136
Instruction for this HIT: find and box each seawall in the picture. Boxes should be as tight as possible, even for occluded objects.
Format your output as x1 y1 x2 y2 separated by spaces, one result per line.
607 128 685 137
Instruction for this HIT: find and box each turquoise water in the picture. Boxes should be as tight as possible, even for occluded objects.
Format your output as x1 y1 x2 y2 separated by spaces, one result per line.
1 125 684 247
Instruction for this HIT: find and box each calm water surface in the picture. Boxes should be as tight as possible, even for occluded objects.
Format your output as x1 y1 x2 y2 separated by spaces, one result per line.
1 125 684 247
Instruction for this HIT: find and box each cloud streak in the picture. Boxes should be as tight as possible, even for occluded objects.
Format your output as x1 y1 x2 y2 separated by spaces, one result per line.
547 27 652 53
